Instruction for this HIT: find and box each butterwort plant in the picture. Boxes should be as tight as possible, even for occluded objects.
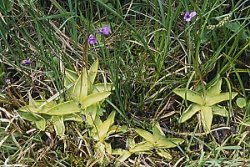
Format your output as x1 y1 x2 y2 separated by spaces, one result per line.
18 60 113 138
173 78 237 133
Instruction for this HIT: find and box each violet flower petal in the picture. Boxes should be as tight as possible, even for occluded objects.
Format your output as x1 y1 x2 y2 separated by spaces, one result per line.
88 34 97 45
189 11 197 18
184 11 196 22
22 59 31 65
99 25 111 36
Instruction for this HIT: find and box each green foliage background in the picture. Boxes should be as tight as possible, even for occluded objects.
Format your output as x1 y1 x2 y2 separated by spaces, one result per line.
0 0 249 166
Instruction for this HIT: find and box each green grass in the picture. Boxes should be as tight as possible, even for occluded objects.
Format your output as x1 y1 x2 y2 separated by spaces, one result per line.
0 0 250 166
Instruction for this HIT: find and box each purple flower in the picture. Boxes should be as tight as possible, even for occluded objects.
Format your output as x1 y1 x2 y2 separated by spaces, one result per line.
99 25 111 36
88 34 97 45
184 11 197 22
22 59 31 65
